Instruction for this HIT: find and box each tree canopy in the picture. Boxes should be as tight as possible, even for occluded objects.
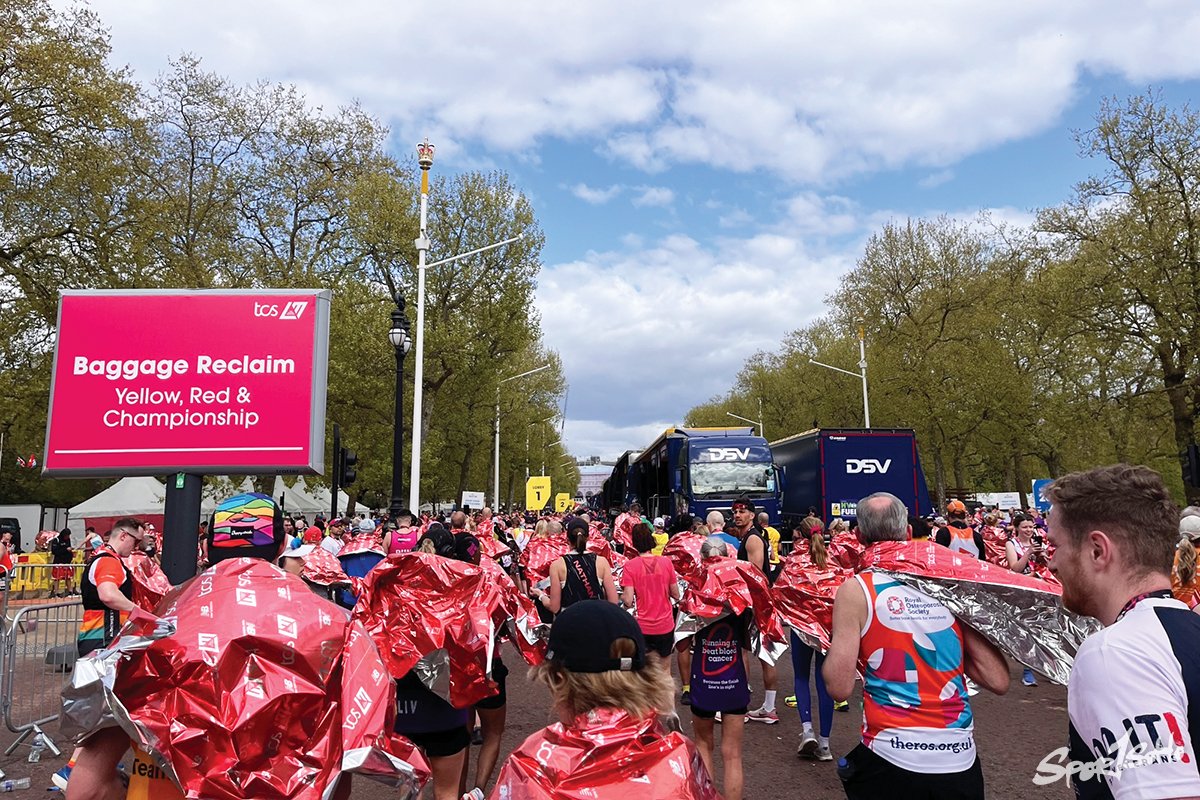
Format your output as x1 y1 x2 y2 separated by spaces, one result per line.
0 1 570 509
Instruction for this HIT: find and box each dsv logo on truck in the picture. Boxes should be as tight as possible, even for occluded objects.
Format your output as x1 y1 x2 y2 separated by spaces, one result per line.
253 301 308 320
704 447 751 461
846 459 892 474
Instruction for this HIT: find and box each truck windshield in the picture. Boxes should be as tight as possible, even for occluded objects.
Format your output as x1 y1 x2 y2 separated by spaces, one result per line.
690 461 772 496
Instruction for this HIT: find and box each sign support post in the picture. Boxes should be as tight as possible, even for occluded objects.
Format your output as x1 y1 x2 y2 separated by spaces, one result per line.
163 472 204 584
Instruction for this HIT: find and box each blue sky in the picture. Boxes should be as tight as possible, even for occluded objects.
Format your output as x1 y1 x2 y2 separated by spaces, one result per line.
70 0 1200 460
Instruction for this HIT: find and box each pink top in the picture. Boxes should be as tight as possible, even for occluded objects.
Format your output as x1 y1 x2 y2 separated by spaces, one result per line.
388 526 419 555
622 555 676 635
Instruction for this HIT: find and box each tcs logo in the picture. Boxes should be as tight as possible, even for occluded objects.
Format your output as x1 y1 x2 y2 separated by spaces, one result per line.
253 300 308 320
846 458 892 474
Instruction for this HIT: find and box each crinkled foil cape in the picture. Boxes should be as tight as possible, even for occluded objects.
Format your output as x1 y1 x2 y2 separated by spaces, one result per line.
491 708 721 800
125 552 173 611
770 541 852 653
860 539 1099 685
302 546 359 593
476 534 512 562
675 556 787 665
518 533 622 587
979 525 1009 567
827 531 865 571
519 535 572 586
61 558 429 799
338 533 385 558
662 533 706 589
352 552 547 708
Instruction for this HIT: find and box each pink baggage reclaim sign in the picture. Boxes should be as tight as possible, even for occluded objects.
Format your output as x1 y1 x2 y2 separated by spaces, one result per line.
43 290 332 477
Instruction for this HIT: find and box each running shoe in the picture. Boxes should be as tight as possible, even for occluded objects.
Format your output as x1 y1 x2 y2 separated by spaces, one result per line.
966 678 980 697
680 688 691 706
1022 669 1038 687
746 707 779 724
714 711 722 724
784 695 797 708
52 765 71 791
797 730 818 758
834 700 849 712
470 726 483 746
816 744 834 762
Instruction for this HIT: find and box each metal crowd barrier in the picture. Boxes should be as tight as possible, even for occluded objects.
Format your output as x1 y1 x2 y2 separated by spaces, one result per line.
0 563 85 757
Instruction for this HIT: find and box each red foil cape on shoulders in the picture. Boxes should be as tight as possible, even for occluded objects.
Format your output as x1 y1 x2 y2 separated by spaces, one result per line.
61 558 429 799
490 708 720 800
352 552 547 707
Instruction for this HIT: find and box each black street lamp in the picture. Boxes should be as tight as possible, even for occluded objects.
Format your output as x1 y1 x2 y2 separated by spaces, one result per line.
389 293 412 520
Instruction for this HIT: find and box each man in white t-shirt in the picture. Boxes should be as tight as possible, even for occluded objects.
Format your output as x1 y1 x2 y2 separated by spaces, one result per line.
320 518 348 556
1046 464 1200 800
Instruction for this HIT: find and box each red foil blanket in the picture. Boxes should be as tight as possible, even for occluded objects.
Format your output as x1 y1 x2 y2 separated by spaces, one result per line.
676 555 787 664
61 557 429 799
770 541 853 652
490 708 720 800
352 552 547 708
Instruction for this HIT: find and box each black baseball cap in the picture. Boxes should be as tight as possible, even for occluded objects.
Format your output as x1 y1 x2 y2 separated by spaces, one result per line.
547 600 646 673
565 517 589 536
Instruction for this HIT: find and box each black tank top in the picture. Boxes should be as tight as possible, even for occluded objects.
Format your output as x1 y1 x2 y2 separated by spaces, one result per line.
736 526 769 571
560 552 601 609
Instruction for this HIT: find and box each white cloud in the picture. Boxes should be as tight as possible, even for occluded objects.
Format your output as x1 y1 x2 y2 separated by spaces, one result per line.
76 1 1200 181
536 228 850 460
919 170 955 189
631 186 675 208
569 183 622 204
562 419 675 463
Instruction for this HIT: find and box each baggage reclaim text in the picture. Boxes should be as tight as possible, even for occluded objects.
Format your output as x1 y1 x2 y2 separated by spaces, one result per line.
73 354 296 381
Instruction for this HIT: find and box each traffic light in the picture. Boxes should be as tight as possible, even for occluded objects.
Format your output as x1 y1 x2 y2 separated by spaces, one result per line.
339 447 358 486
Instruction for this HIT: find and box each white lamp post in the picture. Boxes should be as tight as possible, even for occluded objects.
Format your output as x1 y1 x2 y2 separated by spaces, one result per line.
808 327 871 428
493 364 551 506
407 137 524 510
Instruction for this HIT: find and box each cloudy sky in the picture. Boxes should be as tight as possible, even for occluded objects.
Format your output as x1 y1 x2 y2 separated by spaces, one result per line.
75 0 1200 460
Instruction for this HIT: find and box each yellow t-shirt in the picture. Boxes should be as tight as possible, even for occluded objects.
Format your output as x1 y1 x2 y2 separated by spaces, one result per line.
125 746 183 800
765 526 781 565
651 531 669 556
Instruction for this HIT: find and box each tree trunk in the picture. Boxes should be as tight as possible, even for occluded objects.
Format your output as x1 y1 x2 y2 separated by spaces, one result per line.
931 446 947 508
1159 348 1200 504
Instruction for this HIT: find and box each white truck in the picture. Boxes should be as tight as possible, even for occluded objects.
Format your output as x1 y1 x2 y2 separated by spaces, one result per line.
0 504 70 552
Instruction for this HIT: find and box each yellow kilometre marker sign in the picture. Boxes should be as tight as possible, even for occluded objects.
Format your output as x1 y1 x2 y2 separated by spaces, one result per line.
554 493 572 513
525 476 551 511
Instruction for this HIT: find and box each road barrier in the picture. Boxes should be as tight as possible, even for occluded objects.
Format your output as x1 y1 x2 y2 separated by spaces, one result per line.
0 563 84 757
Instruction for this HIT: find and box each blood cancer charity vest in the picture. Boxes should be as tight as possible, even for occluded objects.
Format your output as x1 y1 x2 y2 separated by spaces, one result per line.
689 615 750 713
855 571 976 773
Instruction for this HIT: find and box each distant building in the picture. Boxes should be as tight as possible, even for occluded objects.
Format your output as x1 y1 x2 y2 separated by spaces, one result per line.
576 463 610 499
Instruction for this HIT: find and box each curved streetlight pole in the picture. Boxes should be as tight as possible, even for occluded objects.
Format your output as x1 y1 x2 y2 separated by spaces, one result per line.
808 327 871 428
494 364 551 507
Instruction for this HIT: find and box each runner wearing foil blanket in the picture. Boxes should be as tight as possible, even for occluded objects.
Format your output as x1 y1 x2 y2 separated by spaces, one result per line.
688 536 751 800
490 600 719 800
533 517 617 614
823 492 1010 800
396 524 474 800
65 493 374 800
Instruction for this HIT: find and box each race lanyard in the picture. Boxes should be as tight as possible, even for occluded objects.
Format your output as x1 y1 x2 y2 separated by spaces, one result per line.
1115 588 1173 622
